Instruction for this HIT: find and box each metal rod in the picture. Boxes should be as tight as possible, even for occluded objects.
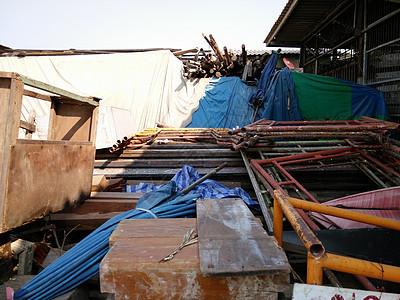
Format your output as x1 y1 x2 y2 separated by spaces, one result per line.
309 252 400 285
181 162 228 194
274 190 325 258
240 150 273 231
288 196 400 231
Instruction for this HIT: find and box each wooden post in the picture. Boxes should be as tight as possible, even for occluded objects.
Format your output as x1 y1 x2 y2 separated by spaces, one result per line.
0 74 24 231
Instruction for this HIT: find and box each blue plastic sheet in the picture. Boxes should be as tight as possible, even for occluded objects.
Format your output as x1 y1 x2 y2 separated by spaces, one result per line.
248 53 278 107
15 181 200 300
127 164 260 210
187 77 257 129
337 78 389 119
258 68 303 121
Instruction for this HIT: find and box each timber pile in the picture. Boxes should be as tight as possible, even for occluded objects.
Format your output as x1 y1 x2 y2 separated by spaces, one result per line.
182 33 269 79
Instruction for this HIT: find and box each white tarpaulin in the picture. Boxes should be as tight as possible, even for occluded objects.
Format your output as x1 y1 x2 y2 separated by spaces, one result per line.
0 50 209 148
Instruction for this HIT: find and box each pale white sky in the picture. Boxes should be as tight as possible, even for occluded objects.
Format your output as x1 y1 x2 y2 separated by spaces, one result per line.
1 0 288 51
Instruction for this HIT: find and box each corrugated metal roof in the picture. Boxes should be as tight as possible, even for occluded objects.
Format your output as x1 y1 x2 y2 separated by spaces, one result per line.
264 0 347 47
229 48 300 56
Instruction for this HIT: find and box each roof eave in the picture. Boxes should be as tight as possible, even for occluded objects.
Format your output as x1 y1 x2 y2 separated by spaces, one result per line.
264 0 300 46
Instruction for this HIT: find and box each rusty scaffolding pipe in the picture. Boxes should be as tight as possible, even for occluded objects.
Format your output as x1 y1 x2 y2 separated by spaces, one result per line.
288 196 400 231
273 190 400 285
273 190 325 257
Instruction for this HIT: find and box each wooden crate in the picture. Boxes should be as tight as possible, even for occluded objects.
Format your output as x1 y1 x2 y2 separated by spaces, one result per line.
100 218 290 299
0 72 100 232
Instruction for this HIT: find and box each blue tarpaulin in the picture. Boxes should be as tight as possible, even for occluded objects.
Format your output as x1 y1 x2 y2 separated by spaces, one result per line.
15 165 258 299
15 181 199 300
127 164 259 210
257 68 303 121
187 77 257 129
291 72 388 120
248 53 278 107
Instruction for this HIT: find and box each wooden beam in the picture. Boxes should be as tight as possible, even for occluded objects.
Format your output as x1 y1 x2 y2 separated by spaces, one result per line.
19 120 36 133
16 73 100 106
23 89 52 102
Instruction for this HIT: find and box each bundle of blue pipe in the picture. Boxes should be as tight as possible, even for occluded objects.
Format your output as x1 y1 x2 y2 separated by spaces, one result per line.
14 181 200 300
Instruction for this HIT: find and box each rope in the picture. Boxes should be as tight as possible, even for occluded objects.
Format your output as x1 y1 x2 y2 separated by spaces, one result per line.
136 207 158 219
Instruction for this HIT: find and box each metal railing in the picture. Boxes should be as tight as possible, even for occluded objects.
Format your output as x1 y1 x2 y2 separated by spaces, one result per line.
273 189 400 285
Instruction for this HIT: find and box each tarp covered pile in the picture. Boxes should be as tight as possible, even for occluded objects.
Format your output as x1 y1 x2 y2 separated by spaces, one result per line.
14 165 254 299
0 50 389 143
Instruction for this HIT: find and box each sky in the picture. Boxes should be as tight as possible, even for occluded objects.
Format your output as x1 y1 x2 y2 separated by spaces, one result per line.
1 0 288 51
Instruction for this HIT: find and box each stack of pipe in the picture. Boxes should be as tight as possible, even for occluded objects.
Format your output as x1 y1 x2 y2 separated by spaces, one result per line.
227 117 400 152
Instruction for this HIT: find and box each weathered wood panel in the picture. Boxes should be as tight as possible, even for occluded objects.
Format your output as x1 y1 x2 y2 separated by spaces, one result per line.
0 76 24 233
2 140 95 231
100 218 289 299
48 102 97 142
197 198 291 277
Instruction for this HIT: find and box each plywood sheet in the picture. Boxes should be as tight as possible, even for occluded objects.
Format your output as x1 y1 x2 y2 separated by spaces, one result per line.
197 198 290 277
109 218 196 246
2 140 94 231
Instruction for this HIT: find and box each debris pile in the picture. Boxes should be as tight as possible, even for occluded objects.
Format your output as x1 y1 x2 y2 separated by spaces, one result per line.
181 33 271 79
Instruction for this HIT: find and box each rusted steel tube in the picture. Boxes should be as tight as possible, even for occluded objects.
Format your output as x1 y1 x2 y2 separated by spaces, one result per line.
255 146 356 165
251 160 320 230
181 162 228 194
244 135 260 148
242 120 399 132
273 190 325 258
353 274 379 291
308 252 400 285
242 131 382 139
288 196 400 231
271 161 320 203
228 128 242 135
230 141 247 151
240 118 268 132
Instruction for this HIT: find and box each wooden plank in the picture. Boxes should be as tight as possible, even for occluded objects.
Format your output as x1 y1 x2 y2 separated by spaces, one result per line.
19 120 36 132
49 212 122 230
90 192 145 199
93 166 248 177
61 199 138 215
16 73 100 106
104 178 124 192
109 218 196 246
196 198 291 277
0 76 24 232
94 157 243 168
92 175 107 192
96 148 241 159
3 142 94 231
23 89 52 102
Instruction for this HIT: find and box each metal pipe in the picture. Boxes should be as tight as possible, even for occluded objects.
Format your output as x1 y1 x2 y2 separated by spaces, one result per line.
362 8 400 33
251 160 321 230
274 190 325 258
274 190 400 286
309 252 400 285
240 150 273 231
288 196 400 231
181 162 228 194
244 135 260 148
255 146 356 165
242 122 399 132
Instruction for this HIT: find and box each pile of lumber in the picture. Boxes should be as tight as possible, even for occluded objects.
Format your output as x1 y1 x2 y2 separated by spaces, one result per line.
181 33 269 79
